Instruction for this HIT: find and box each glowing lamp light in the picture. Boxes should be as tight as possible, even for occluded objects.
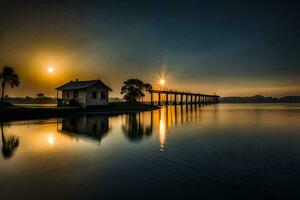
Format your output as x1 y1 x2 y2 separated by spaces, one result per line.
159 78 165 90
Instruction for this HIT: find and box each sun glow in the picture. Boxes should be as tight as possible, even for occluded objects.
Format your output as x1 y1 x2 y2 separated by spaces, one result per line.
159 77 165 90
47 66 54 73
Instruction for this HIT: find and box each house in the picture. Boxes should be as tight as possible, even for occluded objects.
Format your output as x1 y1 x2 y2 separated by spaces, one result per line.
56 79 112 107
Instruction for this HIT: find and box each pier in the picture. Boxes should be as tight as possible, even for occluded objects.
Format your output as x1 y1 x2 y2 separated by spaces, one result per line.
148 89 220 105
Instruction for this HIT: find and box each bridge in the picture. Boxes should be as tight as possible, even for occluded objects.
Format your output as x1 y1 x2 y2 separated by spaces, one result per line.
148 89 220 105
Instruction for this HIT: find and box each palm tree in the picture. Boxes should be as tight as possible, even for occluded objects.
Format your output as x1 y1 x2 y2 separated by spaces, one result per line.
0 66 20 103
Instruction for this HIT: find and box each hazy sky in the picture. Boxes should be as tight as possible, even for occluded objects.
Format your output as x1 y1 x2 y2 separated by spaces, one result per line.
0 0 299 97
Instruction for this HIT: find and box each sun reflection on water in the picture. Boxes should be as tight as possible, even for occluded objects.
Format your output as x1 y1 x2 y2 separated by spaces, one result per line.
47 134 55 146
159 108 166 151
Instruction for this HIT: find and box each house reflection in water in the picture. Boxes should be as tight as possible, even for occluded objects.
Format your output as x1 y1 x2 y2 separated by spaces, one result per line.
60 115 110 143
58 105 207 149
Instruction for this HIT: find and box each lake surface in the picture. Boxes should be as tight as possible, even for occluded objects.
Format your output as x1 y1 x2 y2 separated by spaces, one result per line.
1 104 300 199
14 103 57 107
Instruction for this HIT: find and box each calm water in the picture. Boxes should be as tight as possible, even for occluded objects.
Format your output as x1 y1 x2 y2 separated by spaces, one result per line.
1 104 300 199
14 103 57 107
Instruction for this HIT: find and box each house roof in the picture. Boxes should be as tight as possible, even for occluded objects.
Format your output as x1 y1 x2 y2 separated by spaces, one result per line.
56 80 112 91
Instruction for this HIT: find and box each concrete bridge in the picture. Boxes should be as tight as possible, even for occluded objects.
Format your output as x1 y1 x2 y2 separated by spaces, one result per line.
148 89 220 105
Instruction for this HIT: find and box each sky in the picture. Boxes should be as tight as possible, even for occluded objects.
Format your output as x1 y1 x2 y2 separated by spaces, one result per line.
0 0 299 97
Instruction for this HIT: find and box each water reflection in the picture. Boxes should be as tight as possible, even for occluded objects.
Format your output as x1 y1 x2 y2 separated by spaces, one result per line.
155 105 206 151
1 122 19 159
1 104 300 199
54 106 207 149
60 115 110 143
122 113 153 142
120 105 207 150
159 109 166 151
47 134 55 145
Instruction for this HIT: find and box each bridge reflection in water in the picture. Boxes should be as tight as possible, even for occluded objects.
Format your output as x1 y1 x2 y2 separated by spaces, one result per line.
58 105 217 150
150 105 217 151
121 105 218 151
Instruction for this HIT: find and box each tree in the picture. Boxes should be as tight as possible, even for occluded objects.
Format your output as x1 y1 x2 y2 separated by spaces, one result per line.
36 93 44 98
120 79 152 102
0 66 20 103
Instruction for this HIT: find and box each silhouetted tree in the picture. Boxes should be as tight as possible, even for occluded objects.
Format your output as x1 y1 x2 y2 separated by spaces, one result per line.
1 122 19 159
36 93 44 98
120 79 152 102
0 66 20 103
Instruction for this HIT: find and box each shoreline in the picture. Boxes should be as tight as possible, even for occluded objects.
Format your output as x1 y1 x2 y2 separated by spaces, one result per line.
0 103 161 121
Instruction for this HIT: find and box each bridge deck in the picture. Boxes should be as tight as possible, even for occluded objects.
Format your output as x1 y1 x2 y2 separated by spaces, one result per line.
148 89 219 105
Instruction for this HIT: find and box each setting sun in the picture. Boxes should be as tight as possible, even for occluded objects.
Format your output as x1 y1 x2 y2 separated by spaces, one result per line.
47 66 54 73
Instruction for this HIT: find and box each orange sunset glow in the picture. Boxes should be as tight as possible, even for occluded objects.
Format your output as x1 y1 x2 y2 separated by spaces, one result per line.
1 1 300 199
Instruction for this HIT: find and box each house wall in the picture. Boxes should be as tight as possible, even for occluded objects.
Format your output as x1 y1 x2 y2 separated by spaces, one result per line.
60 85 109 107
85 85 109 106
62 89 87 107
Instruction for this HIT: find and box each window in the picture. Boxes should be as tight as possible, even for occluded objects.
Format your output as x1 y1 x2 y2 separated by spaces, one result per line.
73 90 78 98
101 92 106 99
66 91 70 98
92 92 97 99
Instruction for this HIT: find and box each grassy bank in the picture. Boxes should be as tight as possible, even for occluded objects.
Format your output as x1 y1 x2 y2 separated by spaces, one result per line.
0 102 160 121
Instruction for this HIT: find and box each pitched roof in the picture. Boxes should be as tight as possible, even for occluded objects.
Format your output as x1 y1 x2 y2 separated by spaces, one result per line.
56 80 112 91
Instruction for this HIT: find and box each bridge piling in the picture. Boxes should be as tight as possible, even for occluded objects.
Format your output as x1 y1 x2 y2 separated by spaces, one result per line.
174 94 177 105
185 94 188 104
165 93 169 105
150 92 153 105
180 94 183 105
158 92 161 105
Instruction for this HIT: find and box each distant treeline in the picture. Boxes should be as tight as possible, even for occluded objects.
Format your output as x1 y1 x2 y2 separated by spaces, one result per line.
221 95 300 103
5 96 57 104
